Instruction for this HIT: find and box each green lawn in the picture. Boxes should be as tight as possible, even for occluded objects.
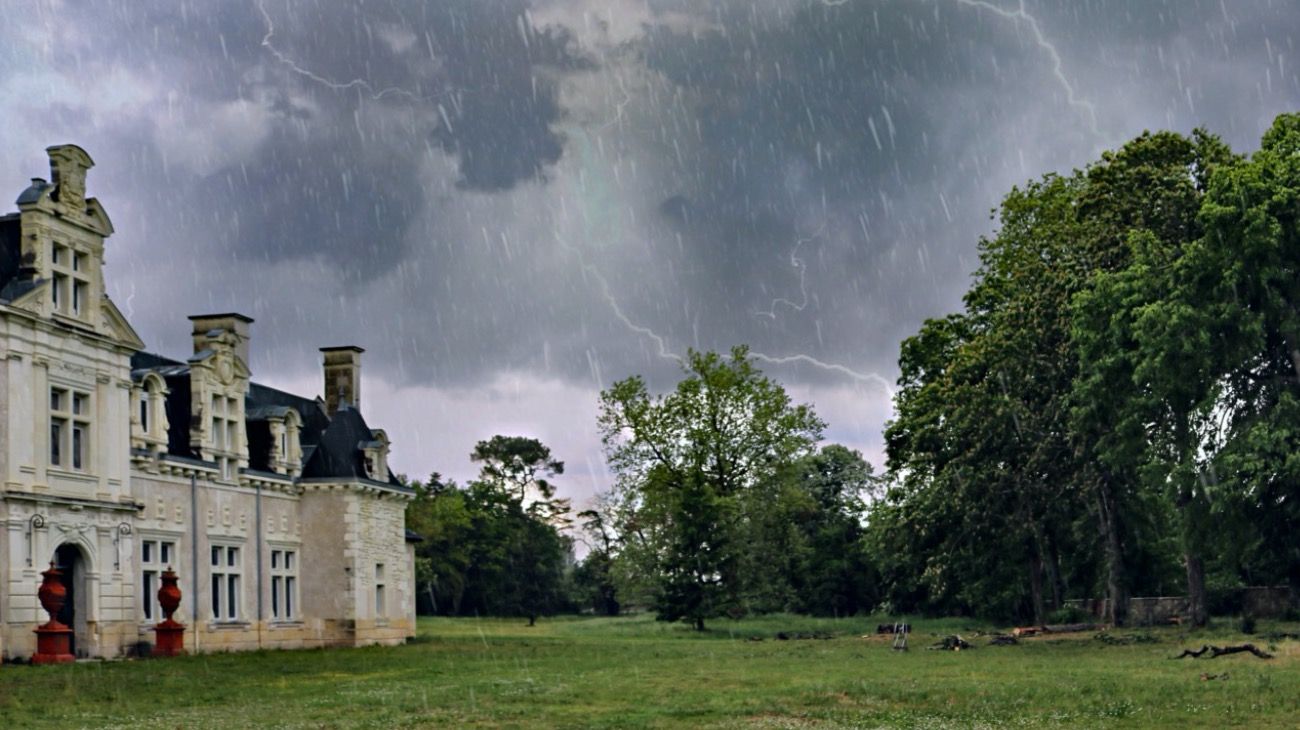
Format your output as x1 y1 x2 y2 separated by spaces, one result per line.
2 615 1298 728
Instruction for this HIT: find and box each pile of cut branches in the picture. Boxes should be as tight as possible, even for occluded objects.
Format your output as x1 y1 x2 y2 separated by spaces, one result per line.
929 635 972 651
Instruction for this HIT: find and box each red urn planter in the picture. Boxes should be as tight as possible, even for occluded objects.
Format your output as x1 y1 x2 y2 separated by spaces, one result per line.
32 562 75 664
152 568 186 656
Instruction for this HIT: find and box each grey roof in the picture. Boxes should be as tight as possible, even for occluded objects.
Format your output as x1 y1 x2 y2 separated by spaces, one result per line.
15 179 50 206
130 350 404 488
247 405 295 420
0 214 37 303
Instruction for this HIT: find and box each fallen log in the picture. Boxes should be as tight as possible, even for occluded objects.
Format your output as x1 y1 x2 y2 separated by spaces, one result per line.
1044 623 1107 634
988 634 1018 646
1013 622 1107 638
1210 644 1273 659
1173 644 1273 660
1095 632 1159 646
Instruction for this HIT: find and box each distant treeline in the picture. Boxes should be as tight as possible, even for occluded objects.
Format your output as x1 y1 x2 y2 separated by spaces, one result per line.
407 113 1300 628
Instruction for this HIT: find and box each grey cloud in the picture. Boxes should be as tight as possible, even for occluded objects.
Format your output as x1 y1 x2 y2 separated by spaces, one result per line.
2 0 1298 486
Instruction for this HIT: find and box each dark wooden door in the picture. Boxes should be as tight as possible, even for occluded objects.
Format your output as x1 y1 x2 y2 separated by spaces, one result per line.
55 544 79 657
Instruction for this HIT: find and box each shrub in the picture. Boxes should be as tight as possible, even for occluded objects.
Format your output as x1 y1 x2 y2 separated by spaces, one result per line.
1046 606 1089 624
1240 615 1257 635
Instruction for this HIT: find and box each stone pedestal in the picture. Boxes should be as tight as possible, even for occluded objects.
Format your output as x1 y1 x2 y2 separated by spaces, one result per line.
32 563 75 665
152 568 186 657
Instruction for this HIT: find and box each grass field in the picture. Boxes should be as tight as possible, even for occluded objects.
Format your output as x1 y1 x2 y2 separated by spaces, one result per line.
2 614 1298 728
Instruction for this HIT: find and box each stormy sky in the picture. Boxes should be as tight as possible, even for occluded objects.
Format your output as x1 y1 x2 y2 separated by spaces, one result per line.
2 0 1297 502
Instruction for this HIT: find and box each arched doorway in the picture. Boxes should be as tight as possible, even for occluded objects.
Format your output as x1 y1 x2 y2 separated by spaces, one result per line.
53 544 88 658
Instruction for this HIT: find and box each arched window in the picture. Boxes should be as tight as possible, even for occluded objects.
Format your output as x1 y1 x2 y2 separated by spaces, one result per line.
133 373 169 454
278 409 303 476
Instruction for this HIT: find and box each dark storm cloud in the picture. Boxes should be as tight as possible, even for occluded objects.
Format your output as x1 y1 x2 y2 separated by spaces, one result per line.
2 0 1297 484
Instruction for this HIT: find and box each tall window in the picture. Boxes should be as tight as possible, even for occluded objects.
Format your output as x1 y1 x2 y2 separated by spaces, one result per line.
211 395 240 479
50 243 90 319
139 391 150 433
140 539 176 622
270 549 298 621
50 387 90 470
210 545 241 621
375 563 386 617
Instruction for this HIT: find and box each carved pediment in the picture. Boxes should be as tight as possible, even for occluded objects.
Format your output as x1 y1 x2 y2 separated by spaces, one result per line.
100 296 146 351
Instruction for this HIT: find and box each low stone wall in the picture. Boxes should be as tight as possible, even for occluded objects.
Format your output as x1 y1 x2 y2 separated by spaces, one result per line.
1241 586 1298 618
1066 596 1188 625
1067 586 1298 623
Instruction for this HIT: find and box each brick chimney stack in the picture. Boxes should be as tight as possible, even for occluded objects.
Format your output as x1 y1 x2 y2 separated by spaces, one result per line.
321 346 364 417
189 313 253 366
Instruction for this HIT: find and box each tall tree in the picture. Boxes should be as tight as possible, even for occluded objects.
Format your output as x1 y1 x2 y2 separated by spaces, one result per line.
882 129 1238 624
884 173 1092 623
471 435 570 524
1071 130 1238 626
1155 114 1300 591
573 507 621 616
407 437 573 624
598 347 824 629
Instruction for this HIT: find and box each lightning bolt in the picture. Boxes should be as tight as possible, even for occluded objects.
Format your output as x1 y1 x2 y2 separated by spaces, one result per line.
750 352 895 396
949 0 1100 137
819 0 1100 138
585 255 684 366
755 223 821 320
256 0 448 105
559 234 892 394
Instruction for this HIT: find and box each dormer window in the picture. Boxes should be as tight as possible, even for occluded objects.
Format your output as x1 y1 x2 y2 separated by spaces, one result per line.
361 429 390 482
267 408 303 477
50 242 91 321
132 373 169 456
209 393 243 480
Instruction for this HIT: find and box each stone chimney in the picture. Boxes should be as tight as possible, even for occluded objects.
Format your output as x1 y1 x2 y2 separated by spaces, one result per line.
321 346 364 417
46 144 93 209
189 313 254 365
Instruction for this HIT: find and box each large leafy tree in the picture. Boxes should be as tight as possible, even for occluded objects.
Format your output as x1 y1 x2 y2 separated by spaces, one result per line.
598 347 824 629
572 506 622 616
1071 130 1238 626
883 173 1092 623
404 473 474 614
405 437 573 624
881 128 1241 624
471 435 570 525
1155 114 1300 591
782 444 881 616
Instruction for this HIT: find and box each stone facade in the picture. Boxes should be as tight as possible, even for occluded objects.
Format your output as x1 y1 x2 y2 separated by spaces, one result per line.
0 145 417 660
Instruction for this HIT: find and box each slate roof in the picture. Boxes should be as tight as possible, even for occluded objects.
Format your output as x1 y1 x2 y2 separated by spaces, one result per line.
130 351 406 490
0 213 41 303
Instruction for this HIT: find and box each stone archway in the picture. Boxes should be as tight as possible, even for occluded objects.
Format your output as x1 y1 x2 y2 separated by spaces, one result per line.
53 544 90 658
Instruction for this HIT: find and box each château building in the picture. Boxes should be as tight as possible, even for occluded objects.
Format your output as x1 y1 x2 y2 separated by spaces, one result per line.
0 145 417 659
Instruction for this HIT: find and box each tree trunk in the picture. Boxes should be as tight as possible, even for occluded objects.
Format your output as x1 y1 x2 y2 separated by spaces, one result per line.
528 614 537 627
1031 525 1063 613
694 616 705 631
1185 552 1208 627
1096 475 1129 626
1029 547 1046 627
1046 534 1064 611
